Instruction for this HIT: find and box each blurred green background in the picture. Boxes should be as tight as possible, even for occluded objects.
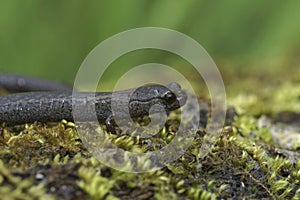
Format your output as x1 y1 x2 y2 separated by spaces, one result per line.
0 1 299 85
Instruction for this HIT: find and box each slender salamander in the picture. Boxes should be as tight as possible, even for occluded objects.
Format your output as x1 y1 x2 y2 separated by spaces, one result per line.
0 74 187 131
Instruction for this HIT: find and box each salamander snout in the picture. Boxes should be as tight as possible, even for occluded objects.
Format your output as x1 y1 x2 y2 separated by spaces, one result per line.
163 82 187 110
128 82 187 118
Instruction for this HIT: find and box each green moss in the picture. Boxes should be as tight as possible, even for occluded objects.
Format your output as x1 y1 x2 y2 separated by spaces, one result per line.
0 114 299 199
0 160 55 200
77 166 118 200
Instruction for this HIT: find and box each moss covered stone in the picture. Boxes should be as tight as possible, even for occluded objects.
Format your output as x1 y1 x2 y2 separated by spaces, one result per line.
1 66 300 199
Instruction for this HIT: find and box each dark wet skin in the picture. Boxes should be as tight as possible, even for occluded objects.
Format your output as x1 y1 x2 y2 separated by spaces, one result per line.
0 74 187 131
0 74 72 92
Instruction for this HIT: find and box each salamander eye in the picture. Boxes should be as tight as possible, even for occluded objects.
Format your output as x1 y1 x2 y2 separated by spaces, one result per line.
162 91 177 103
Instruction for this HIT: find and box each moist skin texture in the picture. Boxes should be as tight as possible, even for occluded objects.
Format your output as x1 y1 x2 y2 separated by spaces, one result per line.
0 73 72 92
0 75 186 126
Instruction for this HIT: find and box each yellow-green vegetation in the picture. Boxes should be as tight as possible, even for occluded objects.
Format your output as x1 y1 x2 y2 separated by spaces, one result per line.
1 66 300 199
0 160 55 200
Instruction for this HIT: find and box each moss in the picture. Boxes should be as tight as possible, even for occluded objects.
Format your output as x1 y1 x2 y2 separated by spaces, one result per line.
77 166 118 200
0 115 299 199
0 160 55 200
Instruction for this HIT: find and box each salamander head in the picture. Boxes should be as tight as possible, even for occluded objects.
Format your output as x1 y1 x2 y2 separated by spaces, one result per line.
129 82 187 117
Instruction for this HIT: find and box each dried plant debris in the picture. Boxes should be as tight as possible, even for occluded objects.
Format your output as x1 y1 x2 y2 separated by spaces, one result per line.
1 73 300 199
